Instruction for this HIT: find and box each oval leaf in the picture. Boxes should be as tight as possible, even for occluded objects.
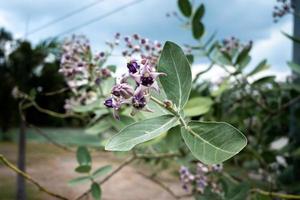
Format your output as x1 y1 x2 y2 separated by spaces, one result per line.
91 183 101 200
181 121 247 164
75 165 91 173
247 59 269 76
92 165 112 178
178 0 192 17
158 41 192 109
192 4 205 39
184 97 213 117
77 146 91 166
105 115 178 151
68 176 90 186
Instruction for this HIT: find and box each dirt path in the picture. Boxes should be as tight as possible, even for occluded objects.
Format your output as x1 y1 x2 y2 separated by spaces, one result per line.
0 142 191 200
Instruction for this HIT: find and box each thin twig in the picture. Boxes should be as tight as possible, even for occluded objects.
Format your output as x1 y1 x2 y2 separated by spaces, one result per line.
0 154 69 200
42 87 69 96
75 155 137 200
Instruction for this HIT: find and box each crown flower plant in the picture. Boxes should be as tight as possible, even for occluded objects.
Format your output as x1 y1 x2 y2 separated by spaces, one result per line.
104 41 247 165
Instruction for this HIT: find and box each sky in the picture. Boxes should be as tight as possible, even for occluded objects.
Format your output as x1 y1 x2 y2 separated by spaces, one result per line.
0 0 293 80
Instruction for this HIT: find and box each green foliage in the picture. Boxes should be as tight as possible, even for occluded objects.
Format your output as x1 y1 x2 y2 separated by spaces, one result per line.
76 146 92 173
68 176 90 186
192 4 205 39
287 61 300 74
178 0 192 17
183 97 213 117
92 165 112 178
248 59 269 76
105 115 178 151
181 122 247 164
91 182 101 200
158 41 192 109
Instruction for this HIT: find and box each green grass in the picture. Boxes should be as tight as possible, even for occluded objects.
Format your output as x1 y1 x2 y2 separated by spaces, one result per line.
0 127 103 147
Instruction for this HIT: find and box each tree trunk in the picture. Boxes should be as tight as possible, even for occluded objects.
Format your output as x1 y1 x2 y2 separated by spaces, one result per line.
16 117 26 200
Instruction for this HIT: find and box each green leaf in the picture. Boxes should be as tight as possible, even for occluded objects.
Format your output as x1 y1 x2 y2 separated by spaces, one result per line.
183 97 213 117
225 182 250 200
186 54 194 64
76 146 91 166
192 4 205 39
287 61 300 74
282 31 300 43
181 121 247 164
106 65 116 72
92 165 112 178
158 41 192 109
252 76 275 86
75 165 92 173
178 0 192 17
85 119 111 135
68 176 91 186
105 115 178 151
248 59 269 76
91 183 101 200
235 45 251 66
109 115 135 130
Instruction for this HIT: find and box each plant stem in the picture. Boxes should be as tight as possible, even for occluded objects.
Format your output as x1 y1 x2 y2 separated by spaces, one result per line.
0 154 68 200
150 96 188 128
251 188 300 199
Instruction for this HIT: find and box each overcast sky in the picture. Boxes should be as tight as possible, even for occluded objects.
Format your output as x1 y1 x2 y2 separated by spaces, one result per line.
0 0 293 79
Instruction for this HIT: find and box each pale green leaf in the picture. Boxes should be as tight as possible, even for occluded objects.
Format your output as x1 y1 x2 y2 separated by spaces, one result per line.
158 41 192 109
68 176 90 186
184 97 213 117
76 146 91 166
105 115 178 151
92 165 112 178
247 59 269 76
85 119 111 135
181 121 247 164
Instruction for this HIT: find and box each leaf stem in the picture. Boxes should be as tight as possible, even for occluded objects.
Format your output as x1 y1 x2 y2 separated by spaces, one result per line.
150 96 187 128
251 188 300 199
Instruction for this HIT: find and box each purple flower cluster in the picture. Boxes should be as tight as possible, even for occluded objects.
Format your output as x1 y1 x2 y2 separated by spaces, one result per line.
104 59 165 119
273 0 294 23
59 35 112 112
113 33 162 66
220 37 252 55
179 162 223 194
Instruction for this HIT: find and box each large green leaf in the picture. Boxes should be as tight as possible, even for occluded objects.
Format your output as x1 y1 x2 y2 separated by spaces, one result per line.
184 97 213 117
91 183 101 200
158 41 192 109
178 0 192 17
85 119 111 135
105 115 178 151
181 121 247 164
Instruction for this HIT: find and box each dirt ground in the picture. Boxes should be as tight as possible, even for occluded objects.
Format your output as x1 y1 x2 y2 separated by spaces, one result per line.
0 142 191 200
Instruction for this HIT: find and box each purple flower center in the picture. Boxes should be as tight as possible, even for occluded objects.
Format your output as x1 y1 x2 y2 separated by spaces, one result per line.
104 98 113 108
132 95 146 109
127 61 140 74
141 72 154 86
